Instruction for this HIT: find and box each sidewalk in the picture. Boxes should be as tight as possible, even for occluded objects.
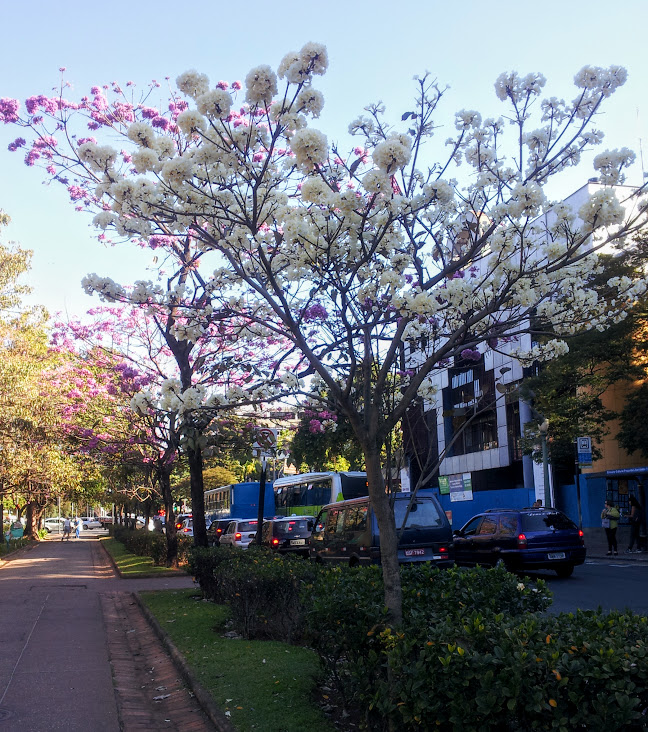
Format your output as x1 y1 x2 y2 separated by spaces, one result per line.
0 533 215 731
583 525 648 561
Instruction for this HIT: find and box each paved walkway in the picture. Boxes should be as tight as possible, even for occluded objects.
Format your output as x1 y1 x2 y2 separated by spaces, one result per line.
0 532 217 732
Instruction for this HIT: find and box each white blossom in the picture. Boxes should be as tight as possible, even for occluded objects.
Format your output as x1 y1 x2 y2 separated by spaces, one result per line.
176 70 210 99
290 128 328 170
245 65 278 105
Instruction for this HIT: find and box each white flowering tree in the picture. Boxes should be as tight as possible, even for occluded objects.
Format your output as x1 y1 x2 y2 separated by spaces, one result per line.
3 45 647 622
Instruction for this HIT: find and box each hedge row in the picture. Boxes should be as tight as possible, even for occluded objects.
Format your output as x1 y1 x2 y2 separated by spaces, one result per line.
112 525 193 566
188 549 648 731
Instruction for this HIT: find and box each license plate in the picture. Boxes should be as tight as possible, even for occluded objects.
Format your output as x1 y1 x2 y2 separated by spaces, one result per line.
290 539 306 546
405 548 426 557
548 552 566 560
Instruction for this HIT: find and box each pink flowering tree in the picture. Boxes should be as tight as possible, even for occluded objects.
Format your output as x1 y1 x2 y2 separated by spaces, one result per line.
55 297 283 549
3 45 648 621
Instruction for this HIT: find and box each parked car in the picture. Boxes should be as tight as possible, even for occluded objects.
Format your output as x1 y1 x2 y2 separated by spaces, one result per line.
81 516 103 530
178 518 193 537
174 514 192 531
43 518 65 533
218 519 258 549
260 516 314 556
452 507 586 578
207 518 242 547
309 490 454 567
99 515 114 528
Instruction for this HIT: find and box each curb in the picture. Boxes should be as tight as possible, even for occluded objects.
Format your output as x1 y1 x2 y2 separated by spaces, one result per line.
134 592 235 732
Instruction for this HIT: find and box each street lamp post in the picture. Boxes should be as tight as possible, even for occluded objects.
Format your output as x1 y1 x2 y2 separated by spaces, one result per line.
538 418 551 507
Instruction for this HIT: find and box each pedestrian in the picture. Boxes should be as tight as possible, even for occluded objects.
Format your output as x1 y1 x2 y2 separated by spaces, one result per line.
75 517 82 539
625 495 643 553
532 499 543 508
62 517 72 541
601 499 620 556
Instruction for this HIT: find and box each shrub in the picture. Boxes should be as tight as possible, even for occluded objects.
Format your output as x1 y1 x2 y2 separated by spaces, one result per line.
363 610 648 731
190 546 324 642
112 526 192 565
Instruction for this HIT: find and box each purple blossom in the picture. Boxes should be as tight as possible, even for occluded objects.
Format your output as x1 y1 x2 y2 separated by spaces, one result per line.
308 419 324 434
151 116 170 131
302 303 328 321
460 348 482 362
7 137 26 152
0 98 20 123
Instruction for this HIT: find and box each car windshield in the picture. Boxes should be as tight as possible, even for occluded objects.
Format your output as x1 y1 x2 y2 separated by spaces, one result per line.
394 499 443 529
275 520 310 535
521 512 576 531
238 521 257 532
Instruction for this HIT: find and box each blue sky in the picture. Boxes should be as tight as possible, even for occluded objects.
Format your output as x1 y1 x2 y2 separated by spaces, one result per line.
0 0 646 318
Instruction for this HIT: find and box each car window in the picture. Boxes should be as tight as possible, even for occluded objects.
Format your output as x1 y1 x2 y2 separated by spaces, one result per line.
394 500 443 529
345 506 368 533
327 509 345 535
275 520 310 534
238 521 257 532
461 517 482 536
521 512 576 531
314 511 327 533
499 515 518 536
477 517 497 535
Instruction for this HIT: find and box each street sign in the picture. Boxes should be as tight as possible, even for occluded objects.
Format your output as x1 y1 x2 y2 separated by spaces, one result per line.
253 427 278 454
577 436 592 467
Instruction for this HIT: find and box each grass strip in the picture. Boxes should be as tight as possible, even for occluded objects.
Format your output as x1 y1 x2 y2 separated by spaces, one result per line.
140 589 336 732
102 537 184 577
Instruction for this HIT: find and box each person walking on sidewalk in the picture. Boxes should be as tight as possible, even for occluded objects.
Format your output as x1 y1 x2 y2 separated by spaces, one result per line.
62 516 72 541
625 495 643 553
75 517 83 539
601 499 620 555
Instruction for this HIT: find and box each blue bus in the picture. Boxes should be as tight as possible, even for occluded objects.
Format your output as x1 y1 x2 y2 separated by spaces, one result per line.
204 482 275 521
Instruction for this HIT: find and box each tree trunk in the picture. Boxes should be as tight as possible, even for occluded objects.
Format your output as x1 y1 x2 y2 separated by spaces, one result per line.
187 442 208 548
364 445 403 626
159 466 178 567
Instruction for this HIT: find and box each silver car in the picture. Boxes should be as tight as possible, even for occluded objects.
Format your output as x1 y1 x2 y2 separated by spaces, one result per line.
81 516 103 530
218 519 258 549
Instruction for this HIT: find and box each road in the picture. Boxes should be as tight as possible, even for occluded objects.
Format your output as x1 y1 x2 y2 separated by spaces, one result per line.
520 559 648 615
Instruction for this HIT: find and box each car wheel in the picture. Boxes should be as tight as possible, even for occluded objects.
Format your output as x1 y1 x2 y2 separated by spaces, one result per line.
555 565 574 578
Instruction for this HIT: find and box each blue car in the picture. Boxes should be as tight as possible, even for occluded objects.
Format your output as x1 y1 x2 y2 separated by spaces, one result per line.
453 507 586 578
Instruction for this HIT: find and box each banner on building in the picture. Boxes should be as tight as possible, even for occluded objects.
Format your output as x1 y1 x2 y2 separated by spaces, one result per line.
440 472 473 501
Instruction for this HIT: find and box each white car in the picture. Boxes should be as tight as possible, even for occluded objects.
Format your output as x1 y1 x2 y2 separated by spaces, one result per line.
81 516 103 530
179 518 193 537
43 518 65 533
219 519 258 549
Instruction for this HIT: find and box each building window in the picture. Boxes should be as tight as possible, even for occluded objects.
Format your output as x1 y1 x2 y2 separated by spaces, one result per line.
444 363 498 456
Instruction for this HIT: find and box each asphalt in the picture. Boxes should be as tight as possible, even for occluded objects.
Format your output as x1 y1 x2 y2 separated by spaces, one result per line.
0 531 226 732
0 524 645 732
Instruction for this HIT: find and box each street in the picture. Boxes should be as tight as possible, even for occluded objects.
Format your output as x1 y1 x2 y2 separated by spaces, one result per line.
520 559 648 615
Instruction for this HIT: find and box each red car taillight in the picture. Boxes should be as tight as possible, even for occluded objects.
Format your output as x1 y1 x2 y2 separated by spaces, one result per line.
235 532 242 540
216 528 222 535
517 533 528 547
579 529 585 544
439 546 448 553
272 538 280 546
183 527 191 533
175 523 182 530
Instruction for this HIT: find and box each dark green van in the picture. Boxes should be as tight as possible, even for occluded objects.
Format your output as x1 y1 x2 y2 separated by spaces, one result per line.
309 490 454 567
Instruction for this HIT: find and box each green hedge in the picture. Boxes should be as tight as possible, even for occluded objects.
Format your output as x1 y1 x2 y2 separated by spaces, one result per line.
349 609 648 731
112 526 192 566
189 546 322 643
147 541 648 730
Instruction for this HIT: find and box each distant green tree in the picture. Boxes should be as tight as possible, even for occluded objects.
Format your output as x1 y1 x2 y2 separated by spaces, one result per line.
523 243 648 472
290 408 364 472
